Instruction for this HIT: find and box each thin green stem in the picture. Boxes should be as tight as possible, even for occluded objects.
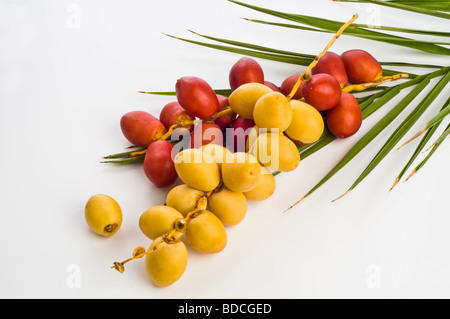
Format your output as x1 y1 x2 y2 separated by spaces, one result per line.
335 0 450 20
228 0 450 55
405 122 450 181
391 97 449 189
101 156 145 165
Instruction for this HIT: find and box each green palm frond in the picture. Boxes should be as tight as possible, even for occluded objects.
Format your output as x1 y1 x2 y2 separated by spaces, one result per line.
228 0 450 55
391 97 449 190
132 0 449 210
335 0 450 19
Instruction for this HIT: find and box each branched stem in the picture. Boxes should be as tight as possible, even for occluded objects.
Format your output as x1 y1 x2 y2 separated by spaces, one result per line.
287 14 359 99
111 185 220 273
342 73 409 93
113 108 235 160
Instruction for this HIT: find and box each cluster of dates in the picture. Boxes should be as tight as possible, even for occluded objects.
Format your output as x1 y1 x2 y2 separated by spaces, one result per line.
121 49 383 188
110 49 385 287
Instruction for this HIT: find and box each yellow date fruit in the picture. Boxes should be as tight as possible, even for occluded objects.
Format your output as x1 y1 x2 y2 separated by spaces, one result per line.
221 152 261 193
200 143 232 171
145 237 188 287
166 184 207 217
185 210 227 254
174 148 220 191
228 83 273 119
253 91 292 132
285 100 324 144
85 194 122 237
243 166 276 201
139 205 183 240
250 132 300 172
208 187 247 226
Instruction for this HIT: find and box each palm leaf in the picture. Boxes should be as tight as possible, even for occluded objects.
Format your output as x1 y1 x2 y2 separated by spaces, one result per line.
392 3 450 12
166 31 417 78
396 95 450 149
332 69 450 200
352 23 450 37
293 67 443 163
135 0 449 209
187 29 315 59
245 18 450 46
228 0 450 55
162 33 313 66
335 0 450 19
246 16 450 37
387 0 450 13
405 122 450 181
391 104 446 190
286 72 436 208
427 124 450 149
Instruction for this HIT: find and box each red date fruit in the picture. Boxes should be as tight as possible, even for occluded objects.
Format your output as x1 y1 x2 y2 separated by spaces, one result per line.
159 101 195 132
226 116 255 152
120 111 166 148
176 76 219 120
264 81 281 92
189 122 224 148
326 92 362 139
143 140 178 188
341 49 382 84
311 52 348 88
280 75 304 99
214 95 237 128
229 57 264 91
302 73 341 111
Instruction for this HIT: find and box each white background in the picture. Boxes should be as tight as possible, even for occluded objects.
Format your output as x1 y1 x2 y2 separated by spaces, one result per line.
0 0 449 299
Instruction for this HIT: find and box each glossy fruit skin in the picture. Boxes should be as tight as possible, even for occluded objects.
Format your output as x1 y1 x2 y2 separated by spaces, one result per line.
208 187 247 226
229 57 264 91
243 166 276 201
166 184 206 217
311 52 348 88
200 144 232 171
85 194 122 237
245 125 259 152
264 81 281 92
145 237 188 287
139 205 183 240
250 133 300 172
253 92 292 132
214 95 237 128
174 148 221 192
228 82 273 120
302 73 342 111
341 49 382 84
226 116 256 152
285 100 324 144
292 140 309 146
280 75 304 99
185 210 227 254
120 111 166 148
326 92 362 139
176 76 219 120
221 152 261 193
159 101 195 132
143 140 178 188
189 122 224 148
